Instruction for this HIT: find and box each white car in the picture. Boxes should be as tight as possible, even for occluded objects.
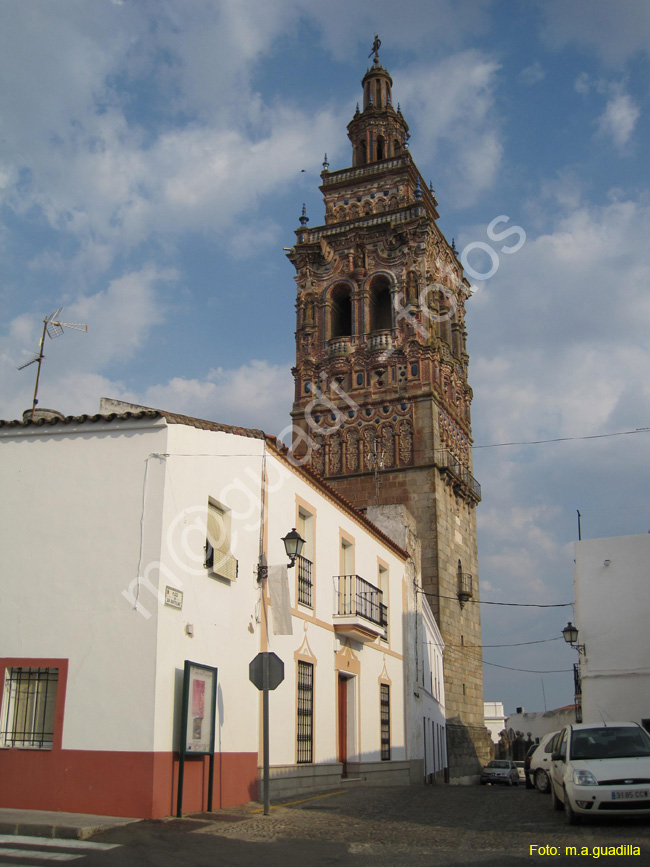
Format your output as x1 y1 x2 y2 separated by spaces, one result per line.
480 759 520 786
529 730 560 793
550 722 650 824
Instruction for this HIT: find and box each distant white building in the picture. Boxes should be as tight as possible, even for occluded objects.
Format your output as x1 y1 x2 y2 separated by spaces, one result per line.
573 533 650 729
0 400 446 817
483 701 507 744
505 706 576 742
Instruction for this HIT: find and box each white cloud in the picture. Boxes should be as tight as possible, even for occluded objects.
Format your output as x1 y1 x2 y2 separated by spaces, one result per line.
397 51 502 204
141 360 294 435
597 91 640 150
519 61 546 85
538 0 650 64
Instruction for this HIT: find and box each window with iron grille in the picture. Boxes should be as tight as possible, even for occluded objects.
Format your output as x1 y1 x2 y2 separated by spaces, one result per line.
297 555 313 607
0 667 59 749
297 661 314 763
380 683 391 761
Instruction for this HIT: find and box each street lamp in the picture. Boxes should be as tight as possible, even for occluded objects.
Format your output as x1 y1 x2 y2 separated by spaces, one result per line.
257 528 305 581
281 528 305 568
562 621 586 655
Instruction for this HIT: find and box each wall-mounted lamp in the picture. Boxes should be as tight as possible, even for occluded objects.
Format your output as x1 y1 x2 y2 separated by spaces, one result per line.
562 621 586 656
604 559 611 567
257 528 305 581
281 528 305 568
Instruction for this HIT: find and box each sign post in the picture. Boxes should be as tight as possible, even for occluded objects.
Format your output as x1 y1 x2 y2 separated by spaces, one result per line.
249 651 284 815
177 661 218 817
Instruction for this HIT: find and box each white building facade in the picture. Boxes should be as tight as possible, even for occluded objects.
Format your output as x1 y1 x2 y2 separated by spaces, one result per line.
573 533 650 729
0 403 444 817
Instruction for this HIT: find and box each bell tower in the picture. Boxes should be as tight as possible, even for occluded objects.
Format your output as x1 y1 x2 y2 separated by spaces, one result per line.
287 41 491 777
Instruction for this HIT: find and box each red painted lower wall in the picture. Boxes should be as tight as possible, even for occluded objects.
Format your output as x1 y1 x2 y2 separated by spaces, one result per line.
0 749 258 818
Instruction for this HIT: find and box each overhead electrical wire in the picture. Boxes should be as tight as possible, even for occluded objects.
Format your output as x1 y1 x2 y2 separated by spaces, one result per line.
473 426 650 450
418 588 572 608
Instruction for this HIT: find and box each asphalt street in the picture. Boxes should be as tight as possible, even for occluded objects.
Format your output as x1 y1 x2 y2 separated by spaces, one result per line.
5 784 650 867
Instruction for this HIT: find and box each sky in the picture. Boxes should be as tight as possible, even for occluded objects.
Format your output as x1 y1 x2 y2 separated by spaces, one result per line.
1 0 649 718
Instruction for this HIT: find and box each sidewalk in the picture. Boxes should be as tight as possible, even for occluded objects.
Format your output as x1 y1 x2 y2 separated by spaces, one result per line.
0 807 139 840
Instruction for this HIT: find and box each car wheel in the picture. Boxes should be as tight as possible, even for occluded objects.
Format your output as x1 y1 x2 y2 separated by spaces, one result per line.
564 790 581 825
535 768 550 794
551 780 563 811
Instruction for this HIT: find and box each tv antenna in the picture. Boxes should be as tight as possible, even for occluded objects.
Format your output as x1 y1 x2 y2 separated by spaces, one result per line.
18 307 88 420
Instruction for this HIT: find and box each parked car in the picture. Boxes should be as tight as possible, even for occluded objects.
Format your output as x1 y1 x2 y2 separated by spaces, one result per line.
480 760 520 786
550 722 650 824
514 760 526 784
529 730 560 793
524 742 539 788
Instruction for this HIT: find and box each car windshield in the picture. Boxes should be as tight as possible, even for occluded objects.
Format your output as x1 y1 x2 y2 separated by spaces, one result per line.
488 761 510 769
571 727 650 760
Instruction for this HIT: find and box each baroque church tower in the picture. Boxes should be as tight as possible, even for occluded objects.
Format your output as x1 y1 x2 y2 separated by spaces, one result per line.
287 42 491 775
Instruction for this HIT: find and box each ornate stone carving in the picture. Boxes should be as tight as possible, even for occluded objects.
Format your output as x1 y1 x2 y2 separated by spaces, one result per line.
311 435 324 474
398 420 413 464
381 424 395 468
328 432 342 475
346 429 360 472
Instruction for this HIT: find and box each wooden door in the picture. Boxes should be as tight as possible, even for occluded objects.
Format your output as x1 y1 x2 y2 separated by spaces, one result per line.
338 674 347 778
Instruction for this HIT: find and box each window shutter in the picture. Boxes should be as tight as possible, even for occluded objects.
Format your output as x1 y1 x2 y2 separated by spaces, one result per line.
206 502 238 581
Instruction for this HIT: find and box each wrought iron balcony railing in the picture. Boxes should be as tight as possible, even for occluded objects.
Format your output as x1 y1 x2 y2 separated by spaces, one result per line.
335 574 387 628
436 449 481 501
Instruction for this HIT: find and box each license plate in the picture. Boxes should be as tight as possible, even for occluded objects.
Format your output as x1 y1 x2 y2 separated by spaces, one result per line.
611 789 649 800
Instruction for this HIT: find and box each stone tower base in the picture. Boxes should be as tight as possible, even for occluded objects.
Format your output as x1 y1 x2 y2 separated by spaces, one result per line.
446 722 493 784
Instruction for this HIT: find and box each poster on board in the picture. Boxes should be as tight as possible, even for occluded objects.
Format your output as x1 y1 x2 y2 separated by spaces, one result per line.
181 661 217 756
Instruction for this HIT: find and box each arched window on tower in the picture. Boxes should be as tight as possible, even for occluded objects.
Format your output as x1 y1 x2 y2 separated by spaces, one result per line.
369 275 392 332
376 135 386 161
331 284 353 338
375 80 382 107
393 139 401 157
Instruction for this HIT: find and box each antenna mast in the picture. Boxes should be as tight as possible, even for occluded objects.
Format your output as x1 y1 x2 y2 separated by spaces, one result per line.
18 308 88 419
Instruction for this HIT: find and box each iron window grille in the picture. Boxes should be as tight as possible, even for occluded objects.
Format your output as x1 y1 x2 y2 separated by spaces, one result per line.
297 661 314 764
380 683 391 761
297 555 313 607
0 667 58 749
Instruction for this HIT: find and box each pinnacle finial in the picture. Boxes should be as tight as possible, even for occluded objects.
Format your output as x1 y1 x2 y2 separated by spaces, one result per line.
299 203 309 226
322 153 329 171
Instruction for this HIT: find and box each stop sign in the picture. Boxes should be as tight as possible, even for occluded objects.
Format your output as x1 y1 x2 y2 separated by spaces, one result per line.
249 651 284 691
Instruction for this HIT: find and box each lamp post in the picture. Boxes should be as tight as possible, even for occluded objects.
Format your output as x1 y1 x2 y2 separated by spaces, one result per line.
562 621 586 655
255 528 305 815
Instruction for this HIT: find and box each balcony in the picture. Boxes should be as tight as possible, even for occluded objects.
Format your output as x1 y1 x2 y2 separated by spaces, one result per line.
436 449 481 503
368 330 393 352
458 573 473 608
333 574 387 643
328 337 353 357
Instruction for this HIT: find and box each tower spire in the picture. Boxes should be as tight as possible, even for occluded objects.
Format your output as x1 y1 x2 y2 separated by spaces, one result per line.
347 41 409 167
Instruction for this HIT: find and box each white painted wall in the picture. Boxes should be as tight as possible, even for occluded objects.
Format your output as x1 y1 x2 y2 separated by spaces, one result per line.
262 453 407 769
1 414 410 781
483 701 506 744
574 533 650 726
0 418 168 752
